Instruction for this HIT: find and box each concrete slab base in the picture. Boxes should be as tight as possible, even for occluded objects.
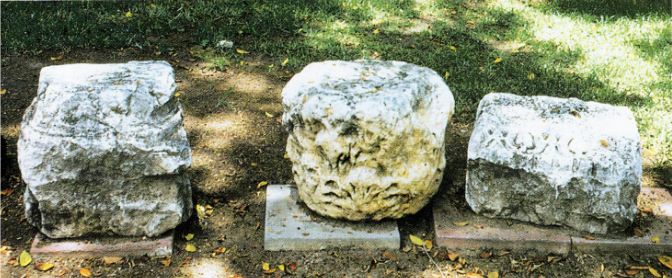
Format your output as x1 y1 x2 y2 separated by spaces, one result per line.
571 187 672 253
434 192 572 255
434 188 672 254
30 230 173 258
434 187 672 254
265 185 400 251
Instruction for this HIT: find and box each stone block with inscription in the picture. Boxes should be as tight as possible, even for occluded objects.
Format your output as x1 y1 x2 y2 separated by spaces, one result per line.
466 93 641 234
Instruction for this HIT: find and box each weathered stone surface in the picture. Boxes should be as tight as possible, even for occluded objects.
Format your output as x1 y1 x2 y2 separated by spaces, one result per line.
18 61 192 238
282 60 454 221
466 93 641 234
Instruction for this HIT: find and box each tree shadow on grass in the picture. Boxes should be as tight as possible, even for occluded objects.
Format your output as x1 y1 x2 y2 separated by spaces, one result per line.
360 19 652 121
545 0 671 19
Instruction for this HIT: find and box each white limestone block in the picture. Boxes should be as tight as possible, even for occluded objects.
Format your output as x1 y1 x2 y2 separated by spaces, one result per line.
18 61 192 238
466 93 641 234
282 60 454 220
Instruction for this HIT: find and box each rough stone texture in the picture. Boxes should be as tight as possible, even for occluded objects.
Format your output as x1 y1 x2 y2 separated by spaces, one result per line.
466 93 641 234
18 61 192 238
282 60 454 221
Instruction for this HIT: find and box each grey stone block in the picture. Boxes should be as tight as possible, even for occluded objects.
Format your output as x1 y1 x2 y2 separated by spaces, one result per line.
18 61 192 238
466 93 641 234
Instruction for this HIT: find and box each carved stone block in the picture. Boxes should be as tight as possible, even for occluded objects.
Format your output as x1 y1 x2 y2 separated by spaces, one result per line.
466 93 641 234
18 61 192 238
282 60 454 220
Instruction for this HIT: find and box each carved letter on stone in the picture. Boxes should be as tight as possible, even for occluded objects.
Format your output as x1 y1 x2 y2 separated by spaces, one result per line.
282 60 455 221
18 61 192 238
466 93 641 234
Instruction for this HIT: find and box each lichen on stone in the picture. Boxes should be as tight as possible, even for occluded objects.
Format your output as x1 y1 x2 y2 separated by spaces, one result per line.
282 60 454 220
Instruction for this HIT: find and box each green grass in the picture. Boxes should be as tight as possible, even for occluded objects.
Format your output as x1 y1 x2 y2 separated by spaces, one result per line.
2 0 671 169
217 85 236 109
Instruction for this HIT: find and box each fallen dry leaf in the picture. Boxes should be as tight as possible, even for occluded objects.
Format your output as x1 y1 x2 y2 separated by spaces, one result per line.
439 251 460 261
79 268 92 277
257 181 268 189
185 244 196 252
493 58 503 63
630 266 651 270
659 255 672 269
453 221 469 226
652 235 660 243
424 240 433 250
103 256 123 265
480 252 492 259
634 228 644 237
184 234 194 241
160 259 171 266
265 112 274 118
466 273 484 278
262 262 270 271
196 205 207 218
547 256 562 263
236 49 249 54
1 188 13 196
35 263 54 271
582 234 595 240
650 267 662 277
487 271 499 278
0 246 14 255
278 264 285 272
382 252 397 261
19 251 32 267
289 262 297 271
450 252 460 261
409 235 424 246
214 247 226 254
0 89 6 95
8 259 19 266
624 268 640 275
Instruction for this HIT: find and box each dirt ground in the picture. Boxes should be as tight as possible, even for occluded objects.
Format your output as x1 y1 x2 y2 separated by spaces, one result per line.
1 47 670 278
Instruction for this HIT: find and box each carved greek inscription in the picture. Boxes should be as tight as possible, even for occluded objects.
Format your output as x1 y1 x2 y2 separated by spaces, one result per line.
482 128 587 157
